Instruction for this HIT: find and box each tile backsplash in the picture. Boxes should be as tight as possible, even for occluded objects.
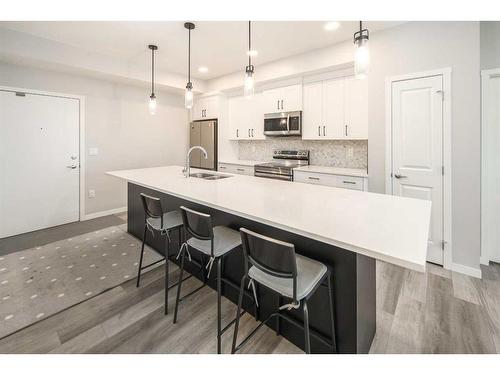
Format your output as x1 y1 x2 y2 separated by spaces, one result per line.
238 138 368 169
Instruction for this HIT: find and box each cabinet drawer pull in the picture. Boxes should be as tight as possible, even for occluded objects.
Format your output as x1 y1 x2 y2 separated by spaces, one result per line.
342 180 356 184
219 166 227 169
237 168 245 172
308 176 320 181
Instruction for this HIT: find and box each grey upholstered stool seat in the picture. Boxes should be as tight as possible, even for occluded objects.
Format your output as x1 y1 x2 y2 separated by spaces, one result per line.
248 253 327 300
146 210 183 233
187 225 242 257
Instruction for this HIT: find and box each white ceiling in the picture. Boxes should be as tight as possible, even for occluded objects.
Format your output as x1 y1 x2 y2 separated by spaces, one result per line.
1 21 403 80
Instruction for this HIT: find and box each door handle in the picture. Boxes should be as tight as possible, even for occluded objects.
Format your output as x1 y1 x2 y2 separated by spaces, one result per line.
394 174 407 179
67 165 77 169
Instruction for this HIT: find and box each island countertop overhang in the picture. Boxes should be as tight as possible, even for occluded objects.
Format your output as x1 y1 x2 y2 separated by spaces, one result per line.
107 165 431 272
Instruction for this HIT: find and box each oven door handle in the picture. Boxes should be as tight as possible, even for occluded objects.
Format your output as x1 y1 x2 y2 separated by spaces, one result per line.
254 171 292 181
286 113 290 133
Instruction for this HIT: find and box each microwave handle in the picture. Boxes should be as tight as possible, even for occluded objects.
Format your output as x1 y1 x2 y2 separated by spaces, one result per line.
286 113 290 132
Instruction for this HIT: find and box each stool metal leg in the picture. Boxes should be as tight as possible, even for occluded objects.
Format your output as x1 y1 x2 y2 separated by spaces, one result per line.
327 273 337 353
276 295 282 335
173 244 186 324
216 257 222 354
231 275 247 354
303 300 311 354
136 225 147 288
164 233 170 315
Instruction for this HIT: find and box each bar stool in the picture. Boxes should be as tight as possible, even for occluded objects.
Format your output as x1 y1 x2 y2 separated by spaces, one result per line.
173 206 258 354
231 228 337 354
137 193 184 315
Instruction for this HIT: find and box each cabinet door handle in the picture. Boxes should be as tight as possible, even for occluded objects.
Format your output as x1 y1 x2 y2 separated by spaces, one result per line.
345 125 348 137
251 129 254 137
342 180 356 185
277 100 280 110
220 166 227 169
323 126 326 136
308 176 320 181
236 129 239 138
281 100 284 110
237 168 245 172
318 126 321 136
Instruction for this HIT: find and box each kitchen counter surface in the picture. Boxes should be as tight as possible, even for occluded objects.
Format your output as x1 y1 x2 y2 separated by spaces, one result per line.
294 165 368 177
218 159 262 166
107 165 430 272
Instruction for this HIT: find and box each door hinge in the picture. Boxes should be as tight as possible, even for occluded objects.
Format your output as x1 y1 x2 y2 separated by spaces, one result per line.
441 240 447 250
442 166 444 176
436 90 444 101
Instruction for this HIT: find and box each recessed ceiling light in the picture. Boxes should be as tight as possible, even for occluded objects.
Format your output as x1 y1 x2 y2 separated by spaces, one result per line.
198 66 208 73
246 50 258 57
324 21 340 31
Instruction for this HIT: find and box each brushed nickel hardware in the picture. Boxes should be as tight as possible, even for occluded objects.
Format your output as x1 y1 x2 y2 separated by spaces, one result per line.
394 174 407 179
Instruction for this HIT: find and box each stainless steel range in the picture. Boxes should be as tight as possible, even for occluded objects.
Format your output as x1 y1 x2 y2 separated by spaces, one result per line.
254 150 310 181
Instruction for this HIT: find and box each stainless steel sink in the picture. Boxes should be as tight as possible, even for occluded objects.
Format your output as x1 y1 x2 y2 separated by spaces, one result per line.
189 172 232 180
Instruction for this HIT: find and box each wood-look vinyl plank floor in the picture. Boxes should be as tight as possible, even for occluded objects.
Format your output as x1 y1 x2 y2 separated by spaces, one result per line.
2 214 500 354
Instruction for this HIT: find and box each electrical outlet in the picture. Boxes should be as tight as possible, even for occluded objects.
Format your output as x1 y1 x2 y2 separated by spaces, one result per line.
88 189 96 198
347 147 354 158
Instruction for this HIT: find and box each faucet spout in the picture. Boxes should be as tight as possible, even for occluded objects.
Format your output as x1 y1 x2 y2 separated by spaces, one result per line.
184 146 208 177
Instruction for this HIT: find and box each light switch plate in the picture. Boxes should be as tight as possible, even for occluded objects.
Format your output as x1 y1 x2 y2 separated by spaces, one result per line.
89 147 99 156
88 189 96 198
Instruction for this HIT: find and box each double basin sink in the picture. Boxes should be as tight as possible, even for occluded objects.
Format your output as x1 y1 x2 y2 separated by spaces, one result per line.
189 172 232 180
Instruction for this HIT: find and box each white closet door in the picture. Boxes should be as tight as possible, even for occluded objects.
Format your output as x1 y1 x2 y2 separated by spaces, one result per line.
391 76 444 265
0 90 80 238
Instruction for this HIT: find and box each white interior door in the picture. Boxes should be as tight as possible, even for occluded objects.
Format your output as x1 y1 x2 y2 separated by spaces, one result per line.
481 70 500 263
0 90 80 238
391 76 444 265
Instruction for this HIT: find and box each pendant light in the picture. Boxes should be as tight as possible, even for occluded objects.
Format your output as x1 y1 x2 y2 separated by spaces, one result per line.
148 44 158 115
244 21 255 98
353 21 370 79
184 22 195 109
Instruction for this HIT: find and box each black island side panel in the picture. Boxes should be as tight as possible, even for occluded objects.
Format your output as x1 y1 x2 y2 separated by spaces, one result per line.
127 182 376 354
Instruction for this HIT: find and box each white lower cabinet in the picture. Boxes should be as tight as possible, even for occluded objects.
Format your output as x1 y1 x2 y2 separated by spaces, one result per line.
294 170 368 191
218 163 254 176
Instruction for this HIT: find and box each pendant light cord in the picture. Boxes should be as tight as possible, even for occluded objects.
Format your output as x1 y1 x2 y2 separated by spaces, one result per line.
151 47 155 95
188 28 191 83
248 20 252 67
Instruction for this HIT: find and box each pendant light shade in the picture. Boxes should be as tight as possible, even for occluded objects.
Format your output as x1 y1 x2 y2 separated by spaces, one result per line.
184 22 195 109
244 21 255 98
353 21 370 79
148 44 158 115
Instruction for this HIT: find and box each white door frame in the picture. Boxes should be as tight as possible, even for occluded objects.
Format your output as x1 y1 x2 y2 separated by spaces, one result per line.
385 68 452 270
480 68 500 265
0 85 86 222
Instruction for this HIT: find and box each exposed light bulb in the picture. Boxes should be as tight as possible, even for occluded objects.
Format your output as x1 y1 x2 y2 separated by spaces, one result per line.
354 38 370 79
149 94 157 115
185 85 194 109
324 21 340 31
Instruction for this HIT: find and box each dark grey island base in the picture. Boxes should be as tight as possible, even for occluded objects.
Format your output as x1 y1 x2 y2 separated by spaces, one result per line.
127 182 376 354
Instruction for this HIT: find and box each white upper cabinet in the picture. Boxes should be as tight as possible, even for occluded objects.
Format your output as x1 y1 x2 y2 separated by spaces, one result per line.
262 84 302 113
344 77 368 139
228 94 264 140
302 76 367 140
192 96 219 121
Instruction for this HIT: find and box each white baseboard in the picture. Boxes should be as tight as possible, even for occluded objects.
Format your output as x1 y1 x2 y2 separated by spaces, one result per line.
451 262 482 279
480 255 490 266
82 206 127 221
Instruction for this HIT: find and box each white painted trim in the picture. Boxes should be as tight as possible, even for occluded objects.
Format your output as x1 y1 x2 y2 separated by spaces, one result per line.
0 85 86 222
451 262 482 279
480 68 500 266
82 207 127 221
384 68 453 270
480 256 490 266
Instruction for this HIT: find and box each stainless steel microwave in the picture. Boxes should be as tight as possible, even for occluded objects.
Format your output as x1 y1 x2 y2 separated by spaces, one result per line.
263 111 302 136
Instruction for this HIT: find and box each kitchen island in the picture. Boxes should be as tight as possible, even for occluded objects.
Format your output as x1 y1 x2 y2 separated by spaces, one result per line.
108 166 431 353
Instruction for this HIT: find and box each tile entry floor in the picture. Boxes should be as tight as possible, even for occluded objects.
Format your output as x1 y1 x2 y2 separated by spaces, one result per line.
0 213 499 354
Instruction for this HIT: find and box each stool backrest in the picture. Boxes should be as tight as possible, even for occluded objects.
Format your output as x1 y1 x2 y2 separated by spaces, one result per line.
140 193 164 226
240 227 298 303
180 206 214 255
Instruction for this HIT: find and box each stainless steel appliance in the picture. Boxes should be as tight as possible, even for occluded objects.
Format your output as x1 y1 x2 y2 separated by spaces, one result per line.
254 150 309 181
189 120 217 170
263 111 302 136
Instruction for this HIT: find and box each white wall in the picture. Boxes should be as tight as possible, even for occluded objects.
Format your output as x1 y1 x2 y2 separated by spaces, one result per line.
0 62 189 216
480 21 500 70
209 21 482 271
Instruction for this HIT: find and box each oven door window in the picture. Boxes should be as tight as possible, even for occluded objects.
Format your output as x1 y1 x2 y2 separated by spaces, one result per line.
264 117 288 132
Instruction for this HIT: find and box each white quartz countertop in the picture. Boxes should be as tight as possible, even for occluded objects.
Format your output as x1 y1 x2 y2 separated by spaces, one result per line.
107 166 430 272
218 159 262 167
294 165 368 177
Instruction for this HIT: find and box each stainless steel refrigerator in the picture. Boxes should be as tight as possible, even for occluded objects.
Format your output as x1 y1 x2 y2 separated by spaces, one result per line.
189 119 217 170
